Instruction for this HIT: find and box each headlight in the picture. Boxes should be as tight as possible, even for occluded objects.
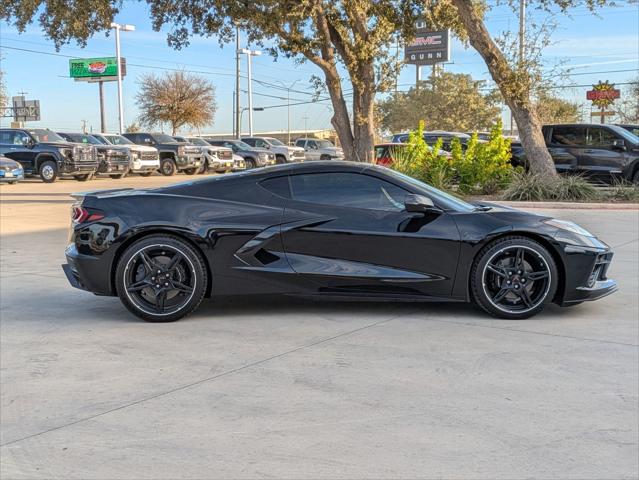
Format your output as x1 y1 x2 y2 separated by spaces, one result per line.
58 147 73 159
131 151 140 160
544 219 594 237
178 146 185 155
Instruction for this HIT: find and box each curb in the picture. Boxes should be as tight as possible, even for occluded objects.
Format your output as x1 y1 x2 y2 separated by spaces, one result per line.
495 201 639 210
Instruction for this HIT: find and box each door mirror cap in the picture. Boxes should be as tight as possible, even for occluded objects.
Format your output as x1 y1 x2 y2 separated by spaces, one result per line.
26 138 36 148
404 194 441 214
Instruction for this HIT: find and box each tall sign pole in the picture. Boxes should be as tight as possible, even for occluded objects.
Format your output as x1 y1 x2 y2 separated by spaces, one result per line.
235 26 241 139
98 81 106 133
110 23 135 134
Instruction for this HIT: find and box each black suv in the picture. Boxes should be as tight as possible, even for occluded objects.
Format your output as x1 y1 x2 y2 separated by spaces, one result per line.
58 132 131 179
511 124 639 183
123 132 204 176
0 128 98 182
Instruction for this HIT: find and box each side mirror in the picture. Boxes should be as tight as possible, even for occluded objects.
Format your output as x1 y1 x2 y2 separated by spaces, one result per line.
26 138 36 149
404 194 441 214
612 139 626 151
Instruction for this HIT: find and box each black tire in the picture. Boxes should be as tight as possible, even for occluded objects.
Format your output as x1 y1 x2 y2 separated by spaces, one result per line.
160 158 177 176
139 172 153 177
470 236 558 320
197 161 209 174
8 181 17 185
184 168 198 175
245 158 257 169
74 173 94 181
632 169 639 184
115 235 208 322
276 154 287 164
320 154 331 161
39 161 58 183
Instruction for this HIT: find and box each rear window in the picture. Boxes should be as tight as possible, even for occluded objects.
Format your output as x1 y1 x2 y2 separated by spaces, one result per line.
260 176 291 198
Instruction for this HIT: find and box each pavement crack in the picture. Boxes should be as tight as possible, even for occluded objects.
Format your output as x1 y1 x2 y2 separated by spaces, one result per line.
612 237 639 249
0 310 415 449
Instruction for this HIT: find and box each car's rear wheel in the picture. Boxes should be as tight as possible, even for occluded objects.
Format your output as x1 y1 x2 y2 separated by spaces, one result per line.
470 236 558 319
115 235 208 322
184 168 198 175
39 161 58 183
160 158 177 176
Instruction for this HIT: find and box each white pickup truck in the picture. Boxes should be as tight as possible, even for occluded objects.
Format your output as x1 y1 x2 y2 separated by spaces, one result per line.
241 136 306 164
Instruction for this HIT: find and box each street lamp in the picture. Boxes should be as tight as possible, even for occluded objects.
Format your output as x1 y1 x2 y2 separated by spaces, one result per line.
238 48 261 136
110 22 135 134
239 107 264 136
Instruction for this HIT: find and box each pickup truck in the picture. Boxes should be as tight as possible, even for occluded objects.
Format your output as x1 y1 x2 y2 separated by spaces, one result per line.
241 136 306 163
294 137 344 161
205 139 276 169
0 128 98 182
123 132 204 175
93 133 160 176
58 132 131 179
182 137 236 173
511 123 639 183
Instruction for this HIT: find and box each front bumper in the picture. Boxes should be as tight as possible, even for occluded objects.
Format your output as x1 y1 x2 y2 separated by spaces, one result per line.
176 155 203 170
98 161 130 174
0 169 24 181
131 160 160 173
60 162 99 175
559 247 618 305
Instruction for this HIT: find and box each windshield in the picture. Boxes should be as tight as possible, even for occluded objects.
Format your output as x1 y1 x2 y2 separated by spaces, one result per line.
233 140 253 150
104 135 134 145
265 137 285 146
27 129 66 143
611 125 639 144
379 168 476 212
188 138 208 146
317 140 335 148
90 134 109 144
153 134 178 144
65 133 101 145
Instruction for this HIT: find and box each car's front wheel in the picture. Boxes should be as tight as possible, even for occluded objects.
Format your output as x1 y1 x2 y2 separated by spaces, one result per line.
115 235 208 322
160 158 177 176
470 236 558 319
39 161 58 183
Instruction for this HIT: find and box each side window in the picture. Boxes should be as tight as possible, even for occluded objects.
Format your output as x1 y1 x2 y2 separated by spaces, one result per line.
256 139 268 148
243 139 255 147
587 128 618 148
12 132 31 145
295 139 305 148
308 141 318 150
0 131 13 144
289 173 409 211
125 134 139 143
550 127 587 147
141 134 155 145
260 176 291 198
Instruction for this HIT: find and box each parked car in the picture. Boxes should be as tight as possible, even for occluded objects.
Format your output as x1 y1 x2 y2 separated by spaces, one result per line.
615 124 639 137
391 131 476 152
510 124 639 183
184 137 236 173
294 138 344 161
63 161 617 322
123 132 204 176
231 153 247 172
58 132 131 179
205 139 276 168
374 143 406 167
0 155 24 184
241 136 306 163
92 133 160 176
0 128 98 183
465 131 491 141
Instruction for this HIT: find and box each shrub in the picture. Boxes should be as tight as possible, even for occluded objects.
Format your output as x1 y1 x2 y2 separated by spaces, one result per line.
603 180 639 202
502 172 599 201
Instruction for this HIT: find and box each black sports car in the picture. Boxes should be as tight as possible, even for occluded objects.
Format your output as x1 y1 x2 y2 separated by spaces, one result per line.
63 162 617 322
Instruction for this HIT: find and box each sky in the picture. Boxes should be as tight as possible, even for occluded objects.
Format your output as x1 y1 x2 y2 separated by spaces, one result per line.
0 1 637 135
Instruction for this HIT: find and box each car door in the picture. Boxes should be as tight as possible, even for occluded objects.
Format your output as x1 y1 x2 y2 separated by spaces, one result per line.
278 171 461 297
0 130 36 172
547 126 583 173
580 126 627 179
304 140 321 160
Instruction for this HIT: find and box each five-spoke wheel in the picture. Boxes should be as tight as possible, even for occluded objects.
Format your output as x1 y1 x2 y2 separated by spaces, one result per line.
471 236 558 319
115 235 207 322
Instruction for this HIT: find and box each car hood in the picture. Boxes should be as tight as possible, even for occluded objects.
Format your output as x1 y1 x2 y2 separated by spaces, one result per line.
129 145 157 153
287 146 305 152
0 156 21 168
38 141 82 149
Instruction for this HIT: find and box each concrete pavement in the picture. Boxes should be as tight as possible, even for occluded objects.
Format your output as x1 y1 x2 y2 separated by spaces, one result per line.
1 176 637 479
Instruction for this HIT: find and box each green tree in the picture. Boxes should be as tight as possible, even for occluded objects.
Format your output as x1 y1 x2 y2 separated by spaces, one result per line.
534 93 581 124
423 0 613 176
135 71 217 135
377 72 501 133
615 77 639 123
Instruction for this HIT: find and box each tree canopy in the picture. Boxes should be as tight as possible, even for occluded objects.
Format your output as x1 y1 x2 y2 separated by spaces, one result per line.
377 72 501 133
135 71 217 135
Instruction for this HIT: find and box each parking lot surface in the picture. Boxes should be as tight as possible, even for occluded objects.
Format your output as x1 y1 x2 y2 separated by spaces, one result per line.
1 176 638 479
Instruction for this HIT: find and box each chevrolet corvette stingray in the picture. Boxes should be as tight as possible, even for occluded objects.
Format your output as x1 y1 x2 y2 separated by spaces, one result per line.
63 162 617 322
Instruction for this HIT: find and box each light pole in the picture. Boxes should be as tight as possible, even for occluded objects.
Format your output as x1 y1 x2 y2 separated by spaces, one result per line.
275 80 300 145
239 48 261 136
111 22 135 134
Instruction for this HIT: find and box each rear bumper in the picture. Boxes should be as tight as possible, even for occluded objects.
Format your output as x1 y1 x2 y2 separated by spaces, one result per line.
63 243 113 296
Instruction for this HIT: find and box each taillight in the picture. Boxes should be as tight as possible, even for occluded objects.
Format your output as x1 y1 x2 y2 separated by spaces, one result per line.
72 205 104 224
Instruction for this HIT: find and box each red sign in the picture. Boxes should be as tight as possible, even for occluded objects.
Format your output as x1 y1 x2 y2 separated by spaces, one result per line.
586 89 620 101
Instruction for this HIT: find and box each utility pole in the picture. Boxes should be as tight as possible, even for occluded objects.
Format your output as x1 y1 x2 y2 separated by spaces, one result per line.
302 116 309 138
98 81 106 133
235 26 241 139
81 119 88 133
239 48 261 137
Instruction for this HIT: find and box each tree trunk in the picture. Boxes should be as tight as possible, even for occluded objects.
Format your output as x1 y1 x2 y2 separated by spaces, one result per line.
451 0 557 177
350 66 376 163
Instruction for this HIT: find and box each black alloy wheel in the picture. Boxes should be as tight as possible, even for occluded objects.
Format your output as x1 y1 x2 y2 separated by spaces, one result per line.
471 236 558 319
115 235 207 322
39 161 58 183
160 158 177 176
276 155 286 164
